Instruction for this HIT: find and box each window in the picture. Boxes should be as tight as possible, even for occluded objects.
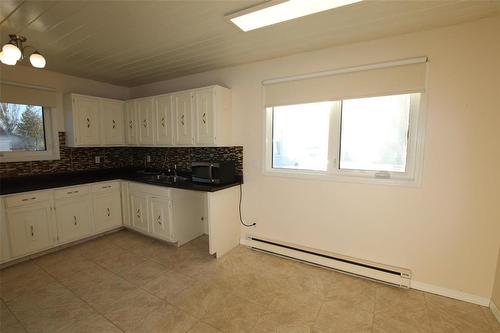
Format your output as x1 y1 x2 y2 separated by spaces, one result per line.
0 102 59 162
265 93 423 185
339 94 410 173
0 103 47 152
272 102 331 171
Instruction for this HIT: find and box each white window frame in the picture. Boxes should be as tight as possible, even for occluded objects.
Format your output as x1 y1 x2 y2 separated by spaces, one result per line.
263 93 426 186
0 106 60 162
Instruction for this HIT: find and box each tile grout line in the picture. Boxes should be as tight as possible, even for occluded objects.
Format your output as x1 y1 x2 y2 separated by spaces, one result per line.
1 296 31 333
84 233 201 332
32 259 128 333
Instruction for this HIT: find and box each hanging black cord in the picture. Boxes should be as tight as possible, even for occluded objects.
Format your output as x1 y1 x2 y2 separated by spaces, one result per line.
239 184 256 227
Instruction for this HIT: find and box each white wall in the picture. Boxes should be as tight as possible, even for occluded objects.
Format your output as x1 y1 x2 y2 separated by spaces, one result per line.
0 64 130 131
131 16 500 299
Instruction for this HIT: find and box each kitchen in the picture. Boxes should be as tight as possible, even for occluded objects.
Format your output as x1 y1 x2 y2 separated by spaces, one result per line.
1 1 500 332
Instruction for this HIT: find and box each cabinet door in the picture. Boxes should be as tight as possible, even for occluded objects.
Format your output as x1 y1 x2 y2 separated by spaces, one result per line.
102 100 125 145
74 95 100 146
150 197 172 241
130 191 149 233
93 192 122 233
6 206 52 258
194 88 215 145
174 92 193 145
156 95 174 145
55 197 92 243
137 98 155 145
125 101 138 145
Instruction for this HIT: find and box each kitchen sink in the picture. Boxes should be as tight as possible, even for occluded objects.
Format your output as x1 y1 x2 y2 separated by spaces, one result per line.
139 174 189 183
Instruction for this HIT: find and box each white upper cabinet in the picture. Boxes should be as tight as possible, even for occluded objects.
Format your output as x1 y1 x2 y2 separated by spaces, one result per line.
137 97 155 145
64 85 231 148
156 95 174 145
64 93 125 147
194 88 215 145
101 99 125 145
65 94 101 146
181 85 232 146
174 91 194 145
125 100 138 145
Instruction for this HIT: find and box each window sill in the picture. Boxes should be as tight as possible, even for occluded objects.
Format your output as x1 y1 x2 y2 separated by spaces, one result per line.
0 150 60 163
262 168 421 187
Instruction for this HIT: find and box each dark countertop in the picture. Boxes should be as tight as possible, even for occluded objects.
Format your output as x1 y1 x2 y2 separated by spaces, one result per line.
0 168 242 195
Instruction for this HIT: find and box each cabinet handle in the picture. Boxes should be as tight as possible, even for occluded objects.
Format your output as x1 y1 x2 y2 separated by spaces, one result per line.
129 120 133 129
66 190 79 195
87 118 90 128
73 216 77 226
180 114 185 126
107 208 110 217
136 209 141 218
101 185 112 189
30 225 34 237
112 119 116 129
202 112 206 124
21 197 37 202
161 117 165 127
143 119 147 128
157 215 161 225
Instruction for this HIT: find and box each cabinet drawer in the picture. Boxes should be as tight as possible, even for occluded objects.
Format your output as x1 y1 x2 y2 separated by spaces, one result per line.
54 186 89 200
5 191 51 208
91 181 120 193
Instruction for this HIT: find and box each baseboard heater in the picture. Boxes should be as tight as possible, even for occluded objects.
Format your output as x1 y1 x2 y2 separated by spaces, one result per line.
245 235 411 288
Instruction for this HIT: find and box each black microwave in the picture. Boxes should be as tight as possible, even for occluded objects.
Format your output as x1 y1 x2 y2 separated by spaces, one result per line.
191 161 236 184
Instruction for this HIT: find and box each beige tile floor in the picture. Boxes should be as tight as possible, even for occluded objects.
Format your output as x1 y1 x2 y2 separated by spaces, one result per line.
1 229 499 333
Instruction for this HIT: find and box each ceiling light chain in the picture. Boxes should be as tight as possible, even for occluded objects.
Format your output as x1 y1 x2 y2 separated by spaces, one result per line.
0 34 46 68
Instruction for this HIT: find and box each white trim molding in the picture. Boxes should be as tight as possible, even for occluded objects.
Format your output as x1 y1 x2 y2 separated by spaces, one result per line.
490 300 500 324
410 281 489 306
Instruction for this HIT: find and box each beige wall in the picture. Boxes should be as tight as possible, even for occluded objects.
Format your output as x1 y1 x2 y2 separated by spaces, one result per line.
131 16 500 299
493 249 500 306
0 64 130 131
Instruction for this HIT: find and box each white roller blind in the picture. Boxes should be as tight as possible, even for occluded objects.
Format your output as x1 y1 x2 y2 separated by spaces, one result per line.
0 82 57 107
264 58 427 107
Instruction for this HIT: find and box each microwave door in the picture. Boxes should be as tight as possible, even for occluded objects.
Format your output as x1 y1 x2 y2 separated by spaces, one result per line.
192 164 213 183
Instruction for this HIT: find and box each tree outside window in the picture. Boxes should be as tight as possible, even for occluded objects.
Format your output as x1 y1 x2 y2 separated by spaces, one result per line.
0 103 46 152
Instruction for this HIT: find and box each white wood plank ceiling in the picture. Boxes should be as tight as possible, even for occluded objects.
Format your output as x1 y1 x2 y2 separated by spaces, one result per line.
1 0 499 87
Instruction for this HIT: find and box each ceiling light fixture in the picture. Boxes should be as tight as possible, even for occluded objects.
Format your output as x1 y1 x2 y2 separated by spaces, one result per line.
227 0 363 32
0 34 46 68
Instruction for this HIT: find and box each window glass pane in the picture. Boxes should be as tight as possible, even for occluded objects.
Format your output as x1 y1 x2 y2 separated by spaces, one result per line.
272 102 331 171
0 103 46 152
340 94 411 172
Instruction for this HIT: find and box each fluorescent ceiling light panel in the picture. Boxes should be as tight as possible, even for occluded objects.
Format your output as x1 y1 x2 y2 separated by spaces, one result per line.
229 0 363 32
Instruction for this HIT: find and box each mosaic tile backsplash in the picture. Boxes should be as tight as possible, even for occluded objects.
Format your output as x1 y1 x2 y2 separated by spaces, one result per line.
0 132 243 177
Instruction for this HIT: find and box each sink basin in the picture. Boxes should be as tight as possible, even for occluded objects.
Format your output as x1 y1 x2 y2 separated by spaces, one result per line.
140 174 189 183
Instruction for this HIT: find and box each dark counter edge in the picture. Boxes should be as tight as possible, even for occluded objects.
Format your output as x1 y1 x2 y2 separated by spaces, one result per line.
0 168 243 195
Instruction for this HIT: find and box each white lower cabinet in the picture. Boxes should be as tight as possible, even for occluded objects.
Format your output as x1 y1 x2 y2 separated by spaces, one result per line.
130 191 149 234
92 182 122 233
150 196 173 241
126 182 204 245
55 196 92 243
6 202 53 258
1 181 124 263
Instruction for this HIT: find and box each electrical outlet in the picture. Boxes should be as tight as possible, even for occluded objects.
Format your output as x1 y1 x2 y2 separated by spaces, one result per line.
146 155 151 163
95 156 101 164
